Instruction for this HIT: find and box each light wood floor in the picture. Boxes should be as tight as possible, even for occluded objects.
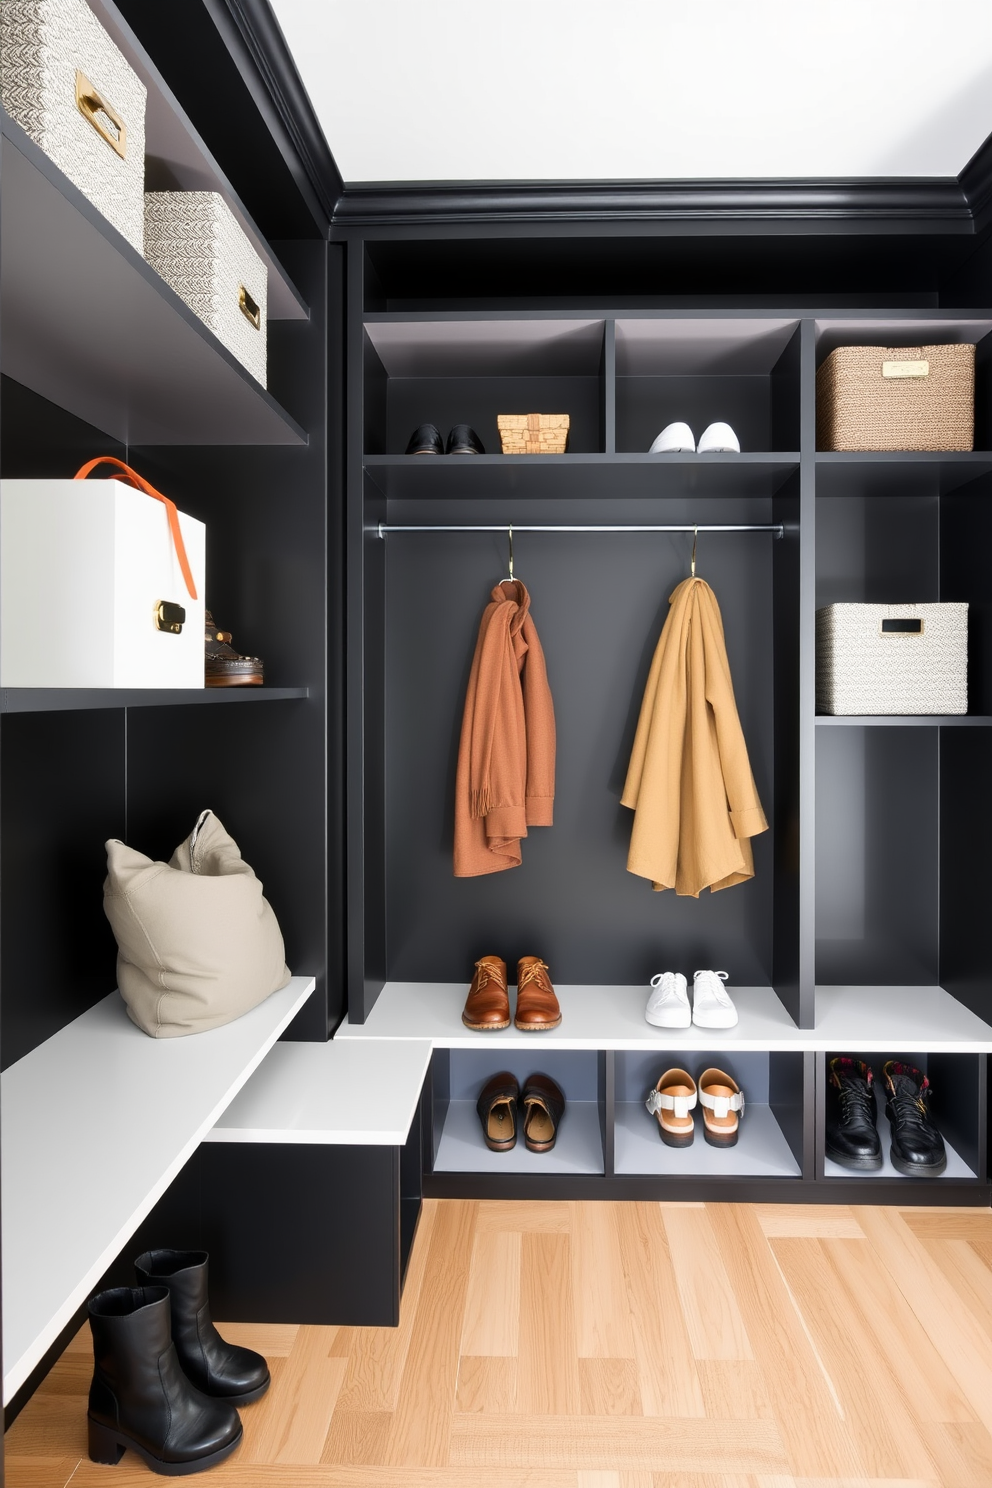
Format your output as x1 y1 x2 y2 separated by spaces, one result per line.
6 1199 992 1487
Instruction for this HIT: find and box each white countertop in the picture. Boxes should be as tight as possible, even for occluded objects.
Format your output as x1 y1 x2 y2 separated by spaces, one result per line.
207 1037 433 1145
336 980 992 1053
1 976 315 1404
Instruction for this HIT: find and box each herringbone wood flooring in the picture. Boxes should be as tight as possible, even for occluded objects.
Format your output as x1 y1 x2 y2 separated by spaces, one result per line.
6 1200 992 1487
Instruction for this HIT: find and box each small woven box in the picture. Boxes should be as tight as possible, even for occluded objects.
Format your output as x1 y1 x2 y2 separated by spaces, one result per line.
816 344 974 451
815 603 968 715
144 191 268 386
0 0 147 253
498 414 570 454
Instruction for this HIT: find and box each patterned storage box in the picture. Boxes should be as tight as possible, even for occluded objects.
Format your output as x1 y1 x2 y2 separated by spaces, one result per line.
816 603 968 715
144 191 267 386
0 0 147 253
498 414 570 454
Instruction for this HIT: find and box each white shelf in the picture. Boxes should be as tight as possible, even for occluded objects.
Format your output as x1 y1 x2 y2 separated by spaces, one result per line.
339 982 992 1054
338 982 800 1050
823 1102 977 1181
814 986 992 1053
1 976 315 1405
207 1038 432 1145
434 1099 603 1176
615 1101 801 1179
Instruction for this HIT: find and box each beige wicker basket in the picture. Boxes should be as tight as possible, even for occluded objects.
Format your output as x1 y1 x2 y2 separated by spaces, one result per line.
497 414 570 454
816 344 974 451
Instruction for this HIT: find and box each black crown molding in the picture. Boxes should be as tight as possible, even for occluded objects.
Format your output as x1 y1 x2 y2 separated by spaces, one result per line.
219 2 992 237
330 178 971 230
210 0 342 232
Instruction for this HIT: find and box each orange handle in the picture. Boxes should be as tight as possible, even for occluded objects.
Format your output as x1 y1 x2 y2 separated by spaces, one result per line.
74 456 198 601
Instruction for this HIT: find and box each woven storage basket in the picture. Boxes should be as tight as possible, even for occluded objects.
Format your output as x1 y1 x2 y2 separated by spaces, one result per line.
0 0 146 253
144 191 267 386
816 344 974 451
498 414 570 454
816 603 967 715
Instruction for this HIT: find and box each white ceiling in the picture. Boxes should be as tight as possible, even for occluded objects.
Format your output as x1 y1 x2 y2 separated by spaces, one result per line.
269 0 992 185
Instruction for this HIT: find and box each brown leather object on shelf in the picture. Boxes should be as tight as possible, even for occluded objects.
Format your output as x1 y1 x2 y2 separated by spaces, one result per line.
461 955 511 1031
514 956 562 1031
521 1072 565 1151
498 413 570 454
205 608 263 686
476 1071 519 1151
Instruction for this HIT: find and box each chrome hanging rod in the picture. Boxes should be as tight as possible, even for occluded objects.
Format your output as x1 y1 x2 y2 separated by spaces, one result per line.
376 522 784 537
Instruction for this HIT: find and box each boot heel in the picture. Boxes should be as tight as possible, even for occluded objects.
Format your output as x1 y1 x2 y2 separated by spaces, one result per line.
88 1416 126 1465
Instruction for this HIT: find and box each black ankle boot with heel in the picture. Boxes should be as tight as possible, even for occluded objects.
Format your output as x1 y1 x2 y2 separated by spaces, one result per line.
134 1249 270 1405
87 1286 242 1476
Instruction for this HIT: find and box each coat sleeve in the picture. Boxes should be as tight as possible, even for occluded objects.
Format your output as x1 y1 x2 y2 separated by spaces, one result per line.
520 612 555 825
700 588 768 840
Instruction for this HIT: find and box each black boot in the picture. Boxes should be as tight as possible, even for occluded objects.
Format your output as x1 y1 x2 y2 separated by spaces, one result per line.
135 1250 270 1405
825 1057 882 1170
88 1286 242 1476
882 1060 947 1176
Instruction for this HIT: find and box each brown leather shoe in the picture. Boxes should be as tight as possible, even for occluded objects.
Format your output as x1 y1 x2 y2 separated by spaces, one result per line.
514 957 562 1032
205 610 263 687
461 956 510 1031
522 1073 565 1152
477 1071 519 1151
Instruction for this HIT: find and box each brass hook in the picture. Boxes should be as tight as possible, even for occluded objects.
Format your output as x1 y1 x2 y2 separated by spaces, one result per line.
691 523 697 579
499 524 516 585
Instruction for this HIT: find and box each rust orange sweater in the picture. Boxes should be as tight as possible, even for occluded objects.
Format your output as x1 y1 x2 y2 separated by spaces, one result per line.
622 576 768 896
454 580 555 876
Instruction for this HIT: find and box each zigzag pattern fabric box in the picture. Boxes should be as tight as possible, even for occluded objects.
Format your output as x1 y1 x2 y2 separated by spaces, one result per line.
816 602 968 716
144 191 268 386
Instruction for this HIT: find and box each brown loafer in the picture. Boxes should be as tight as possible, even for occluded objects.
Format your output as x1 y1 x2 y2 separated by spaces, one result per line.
522 1073 565 1152
514 957 561 1031
461 956 510 1031
477 1071 519 1151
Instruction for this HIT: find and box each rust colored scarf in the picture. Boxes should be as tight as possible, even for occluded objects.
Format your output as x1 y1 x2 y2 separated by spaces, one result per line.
454 580 555 876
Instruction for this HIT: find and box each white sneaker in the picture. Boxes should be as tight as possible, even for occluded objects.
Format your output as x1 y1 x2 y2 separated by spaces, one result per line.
691 969 738 1028
697 422 740 453
645 971 690 1028
649 422 695 453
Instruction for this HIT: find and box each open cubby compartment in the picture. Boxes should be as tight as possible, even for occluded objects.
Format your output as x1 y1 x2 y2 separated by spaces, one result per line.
614 1048 803 1179
362 317 607 454
614 317 801 454
428 1047 605 1176
813 317 992 452
818 1051 985 1183
814 465 992 717
356 474 802 1026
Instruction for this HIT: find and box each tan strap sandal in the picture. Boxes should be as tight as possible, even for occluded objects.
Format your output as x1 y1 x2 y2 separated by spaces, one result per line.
645 1068 697 1148
698 1068 744 1148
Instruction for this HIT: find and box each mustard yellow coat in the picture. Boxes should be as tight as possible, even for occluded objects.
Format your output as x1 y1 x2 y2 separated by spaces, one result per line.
621 576 768 896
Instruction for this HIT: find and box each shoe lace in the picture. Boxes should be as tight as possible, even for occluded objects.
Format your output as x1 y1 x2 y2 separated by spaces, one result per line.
887 1082 932 1129
694 970 731 1005
473 960 504 993
518 960 550 991
838 1079 875 1125
649 972 675 995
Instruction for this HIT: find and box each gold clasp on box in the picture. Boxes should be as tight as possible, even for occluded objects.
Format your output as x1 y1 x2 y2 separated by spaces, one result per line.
882 360 929 379
76 71 127 160
154 600 186 635
238 285 261 330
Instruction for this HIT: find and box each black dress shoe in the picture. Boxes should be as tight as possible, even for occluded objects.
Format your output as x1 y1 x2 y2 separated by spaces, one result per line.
477 1071 519 1151
882 1061 947 1176
446 424 485 455
405 423 444 455
825 1057 882 1170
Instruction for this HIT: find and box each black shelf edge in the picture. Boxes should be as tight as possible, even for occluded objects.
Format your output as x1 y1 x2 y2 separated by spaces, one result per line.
814 715 992 727
1 112 308 448
0 687 309 715
364 453 799 500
